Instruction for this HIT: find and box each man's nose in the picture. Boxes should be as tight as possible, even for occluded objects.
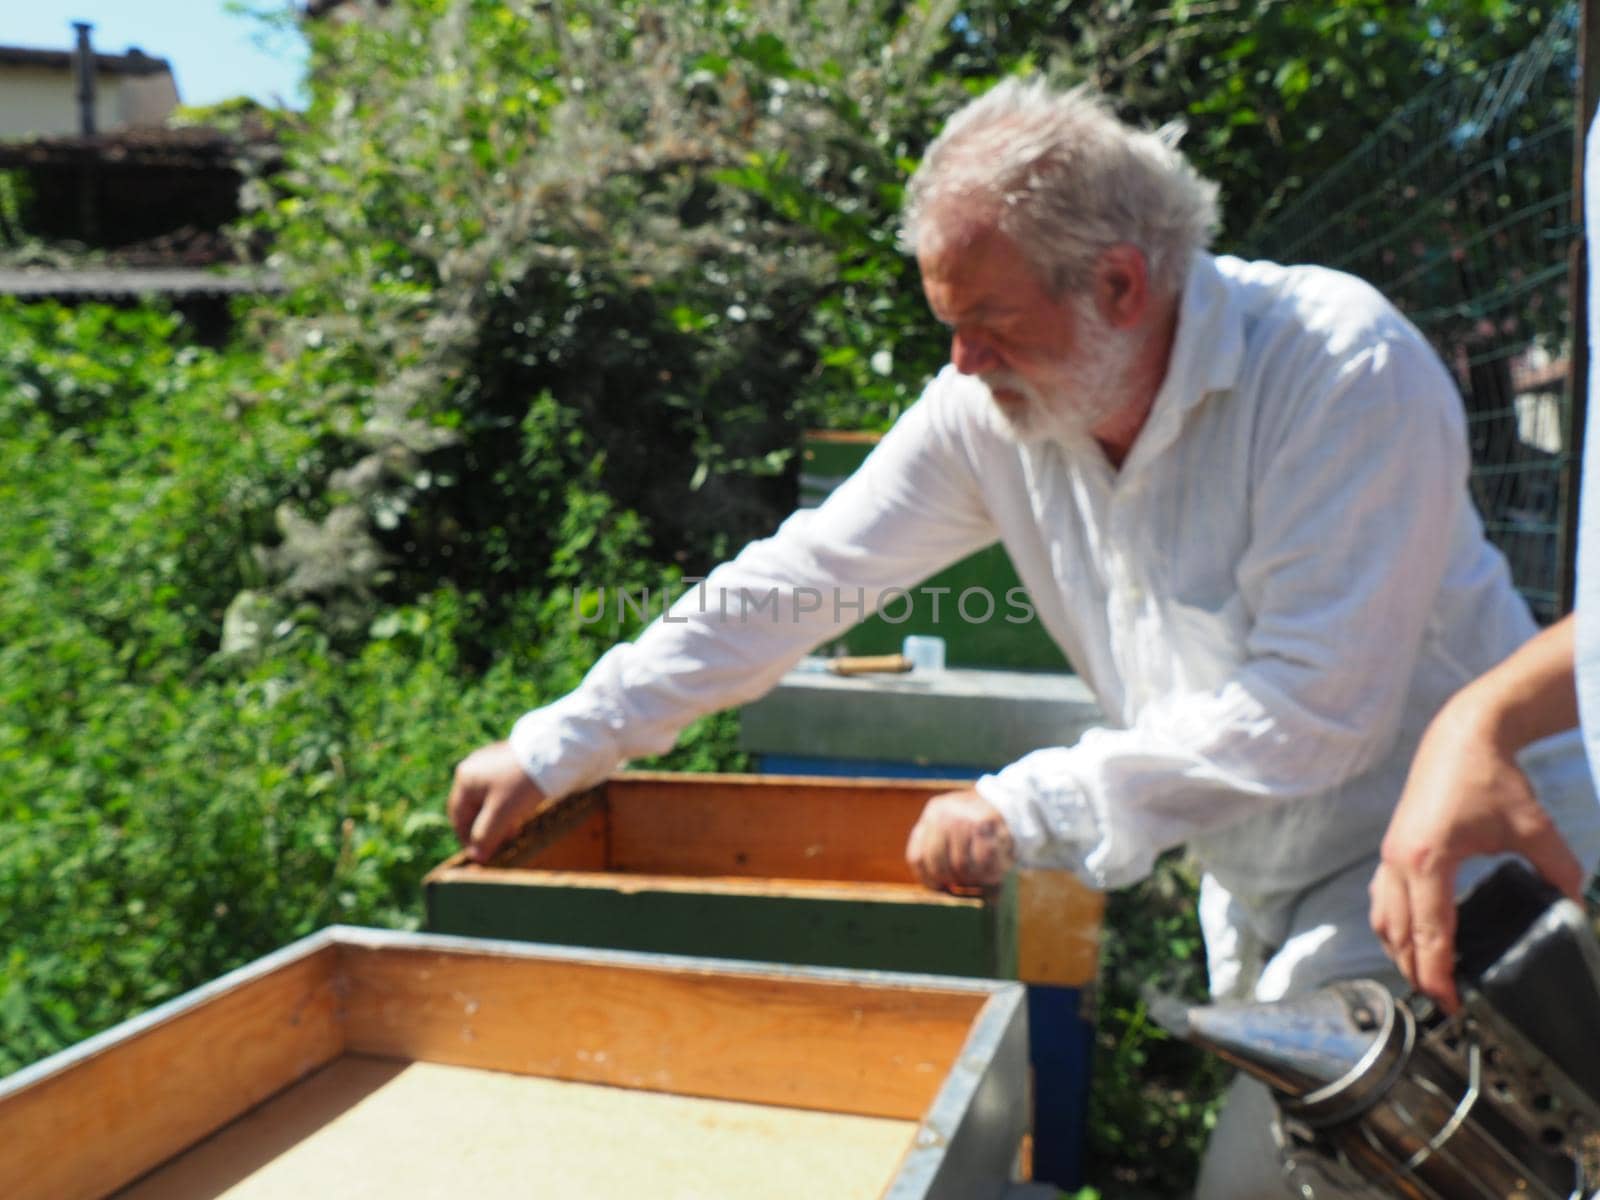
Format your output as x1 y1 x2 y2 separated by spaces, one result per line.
950 329 999 376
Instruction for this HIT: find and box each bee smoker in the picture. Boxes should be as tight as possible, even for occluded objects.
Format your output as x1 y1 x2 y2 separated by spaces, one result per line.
1160 862 1600 1200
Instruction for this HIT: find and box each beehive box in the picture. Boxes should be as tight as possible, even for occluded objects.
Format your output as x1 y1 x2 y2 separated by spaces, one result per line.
0 927 1028 1200
423 771 1104 987
800 431 1069 671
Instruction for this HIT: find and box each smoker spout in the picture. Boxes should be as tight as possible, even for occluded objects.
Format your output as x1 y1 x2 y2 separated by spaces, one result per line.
1158 979 1404 1105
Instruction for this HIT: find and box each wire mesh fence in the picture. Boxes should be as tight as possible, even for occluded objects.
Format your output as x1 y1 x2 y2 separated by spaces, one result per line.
1241 6 1582 623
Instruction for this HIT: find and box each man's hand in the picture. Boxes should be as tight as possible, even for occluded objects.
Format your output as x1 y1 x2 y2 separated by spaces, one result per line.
905 789 1017 892
1371 694 1582 1013
447 740 548 864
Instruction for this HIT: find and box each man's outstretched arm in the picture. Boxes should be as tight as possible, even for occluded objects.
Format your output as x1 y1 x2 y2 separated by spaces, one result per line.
445 379 998 865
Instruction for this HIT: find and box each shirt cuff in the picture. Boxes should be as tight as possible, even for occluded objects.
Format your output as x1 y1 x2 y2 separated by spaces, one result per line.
975 757 1104 881
508 702 624 800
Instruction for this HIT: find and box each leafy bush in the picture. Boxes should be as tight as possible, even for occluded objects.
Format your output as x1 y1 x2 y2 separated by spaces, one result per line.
236 0 970 619
0 300 740 1076
1087 855 1230 1196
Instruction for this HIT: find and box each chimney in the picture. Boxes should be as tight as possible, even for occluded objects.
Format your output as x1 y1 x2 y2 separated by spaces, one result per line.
72 21 96 137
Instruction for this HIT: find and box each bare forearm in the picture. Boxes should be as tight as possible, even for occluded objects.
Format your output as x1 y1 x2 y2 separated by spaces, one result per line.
1447 613 1577 753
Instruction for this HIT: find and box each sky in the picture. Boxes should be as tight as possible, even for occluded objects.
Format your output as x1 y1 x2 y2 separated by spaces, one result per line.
5 2 310 110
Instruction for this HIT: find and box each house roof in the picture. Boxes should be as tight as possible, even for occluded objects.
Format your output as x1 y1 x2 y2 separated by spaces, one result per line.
0 125 279 172
0 45 173 77
303 0 393 17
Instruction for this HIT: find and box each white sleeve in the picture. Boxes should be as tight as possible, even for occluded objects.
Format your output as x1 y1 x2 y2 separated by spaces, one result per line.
508 379 998 798
976 336 1472 888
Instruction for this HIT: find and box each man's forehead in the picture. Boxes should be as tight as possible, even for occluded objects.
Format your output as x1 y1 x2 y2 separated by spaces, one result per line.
916 205 1002 260
918 219 1031 297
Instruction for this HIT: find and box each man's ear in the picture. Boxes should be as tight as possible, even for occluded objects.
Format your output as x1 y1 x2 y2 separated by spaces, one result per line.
1093 244 1151 329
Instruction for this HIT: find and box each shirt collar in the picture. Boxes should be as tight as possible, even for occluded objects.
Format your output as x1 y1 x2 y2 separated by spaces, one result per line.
1120 252 1245 472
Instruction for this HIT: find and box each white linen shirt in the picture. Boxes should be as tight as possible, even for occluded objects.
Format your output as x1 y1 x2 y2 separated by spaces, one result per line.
511 252 1600 995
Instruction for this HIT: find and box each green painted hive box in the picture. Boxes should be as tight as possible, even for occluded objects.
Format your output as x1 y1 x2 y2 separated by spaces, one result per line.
423 771 1103 990
801 431 1069 672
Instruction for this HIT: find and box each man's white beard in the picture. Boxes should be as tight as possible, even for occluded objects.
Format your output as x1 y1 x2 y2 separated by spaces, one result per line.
981 314 1137 445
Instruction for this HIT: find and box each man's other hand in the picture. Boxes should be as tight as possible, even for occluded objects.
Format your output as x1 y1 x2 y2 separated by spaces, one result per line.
447 740 547 864
905 789 1017 892
1370 701 1582 1013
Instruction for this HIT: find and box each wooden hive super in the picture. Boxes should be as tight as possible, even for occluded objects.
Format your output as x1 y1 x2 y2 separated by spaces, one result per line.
423 771 1104 987
0 927 1028 1200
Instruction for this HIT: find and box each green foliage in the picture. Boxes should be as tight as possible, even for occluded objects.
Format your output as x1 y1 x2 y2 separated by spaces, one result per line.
240 0 970 601
169 95 295 136
1088 854 1229 1195
0 169 29 248
0 300 745 1076
943 0 1553 242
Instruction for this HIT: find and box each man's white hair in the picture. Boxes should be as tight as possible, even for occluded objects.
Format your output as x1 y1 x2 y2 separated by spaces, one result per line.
903 78 1220 298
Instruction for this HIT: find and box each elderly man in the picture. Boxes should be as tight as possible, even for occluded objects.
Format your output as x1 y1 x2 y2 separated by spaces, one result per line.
448 79 1600 1198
